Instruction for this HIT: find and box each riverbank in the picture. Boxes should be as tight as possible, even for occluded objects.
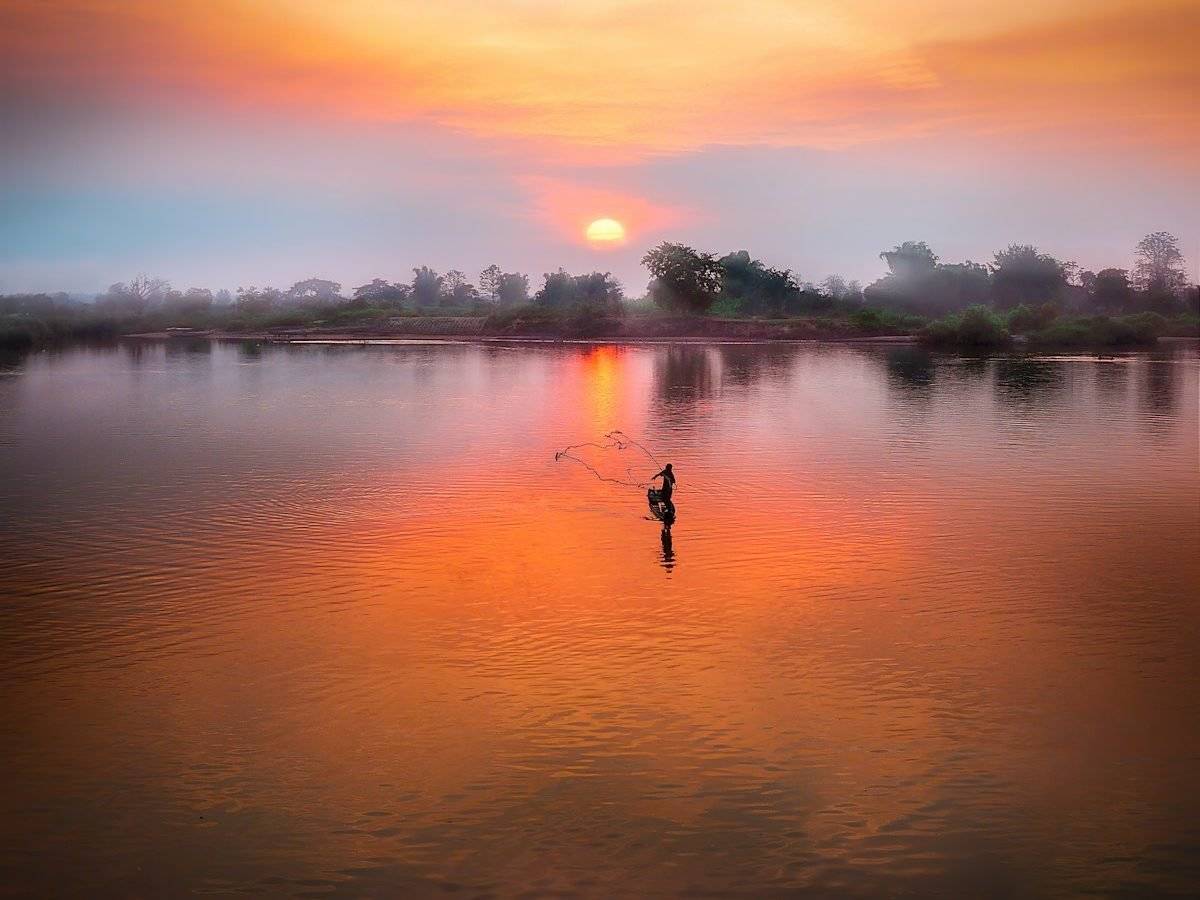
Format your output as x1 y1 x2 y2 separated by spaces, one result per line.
918 306 1199 352
8 303 1199 352
125 314 924 344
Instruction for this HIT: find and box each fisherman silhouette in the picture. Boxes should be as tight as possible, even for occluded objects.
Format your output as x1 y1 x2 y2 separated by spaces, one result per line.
650 463 676 521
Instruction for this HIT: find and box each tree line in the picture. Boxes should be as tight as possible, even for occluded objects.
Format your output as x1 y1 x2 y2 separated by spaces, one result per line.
1 232 1195 322
642 232 1196 317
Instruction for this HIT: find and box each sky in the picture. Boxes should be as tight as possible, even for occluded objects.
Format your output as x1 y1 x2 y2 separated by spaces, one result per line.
1 0 1197 295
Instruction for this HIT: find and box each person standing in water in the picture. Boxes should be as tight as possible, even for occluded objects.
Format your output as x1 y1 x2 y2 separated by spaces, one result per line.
651 463 677 520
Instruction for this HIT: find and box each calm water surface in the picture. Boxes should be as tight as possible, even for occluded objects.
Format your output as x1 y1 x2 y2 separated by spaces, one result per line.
1 340 1198 897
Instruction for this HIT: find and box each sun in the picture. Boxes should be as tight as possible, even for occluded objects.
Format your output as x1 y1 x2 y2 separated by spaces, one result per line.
585 217 626 245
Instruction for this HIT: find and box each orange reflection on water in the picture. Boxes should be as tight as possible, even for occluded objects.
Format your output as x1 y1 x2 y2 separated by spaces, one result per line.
579 344 622 431
1 341 1198 895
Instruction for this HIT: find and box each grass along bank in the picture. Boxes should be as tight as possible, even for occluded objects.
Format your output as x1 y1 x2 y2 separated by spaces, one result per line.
4 298 1198 350
919 305 1199 351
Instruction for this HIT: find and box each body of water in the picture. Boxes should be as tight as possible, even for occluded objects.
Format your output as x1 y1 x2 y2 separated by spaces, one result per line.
2 339 1198 896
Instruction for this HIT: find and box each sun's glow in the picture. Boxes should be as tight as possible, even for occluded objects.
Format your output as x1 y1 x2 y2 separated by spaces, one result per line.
586 218 626 245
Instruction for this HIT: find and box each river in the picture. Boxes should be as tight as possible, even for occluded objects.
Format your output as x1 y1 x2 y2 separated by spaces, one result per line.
1 339 1198 896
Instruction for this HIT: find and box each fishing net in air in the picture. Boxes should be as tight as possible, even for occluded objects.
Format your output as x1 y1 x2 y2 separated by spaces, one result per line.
554 430 662 489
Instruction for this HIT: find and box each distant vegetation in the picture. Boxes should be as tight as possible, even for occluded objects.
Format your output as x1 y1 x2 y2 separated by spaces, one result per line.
2 232 1197 350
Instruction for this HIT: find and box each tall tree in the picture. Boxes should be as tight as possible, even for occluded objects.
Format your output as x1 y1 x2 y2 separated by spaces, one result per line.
235 286 283 313
533 270 622 308
990 244 1066 308
865 242 990 315
443 270 478 306
353 278 409 305
572 272 624 308
1133 232 1186 293
497 272 530 305
821 275 850 300
535 270 575 308
1091 268 1133 311
127 274 172 306
880 241 938 278
410 267 443 307
643 242 722 314
715 250 803 315
478 265 503 303
96 275 171 312
287 278 342 304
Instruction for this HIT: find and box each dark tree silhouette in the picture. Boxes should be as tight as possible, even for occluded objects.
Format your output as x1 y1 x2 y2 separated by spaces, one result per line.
235 286 284 313
716 251 799 315
96 275 172 313
1090 268 1133 311
497 272 530 305
880 241 938 277
535 270 622 308
411 267 443 307
478 265 503 303
643 242 722 313
865 242 990 315
1133 232 1187 297
536 270 573 307
990 245 1066 308
442 270 478 306
353 278 409 305
287 278 342 304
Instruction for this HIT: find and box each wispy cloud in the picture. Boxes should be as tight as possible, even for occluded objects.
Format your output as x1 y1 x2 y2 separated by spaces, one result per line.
1 1 1196 292
4 1 1195 161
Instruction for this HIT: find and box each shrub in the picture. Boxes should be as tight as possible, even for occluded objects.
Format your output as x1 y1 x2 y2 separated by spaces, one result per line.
958 306 1009 345
1027 320 1092 348
563 302 624 338
226 308 321 331
707 295 743 317
321 305 393 325
920 306 1011 349
621 298 661 317
484 303 562 335
1006 303 1059 333
1026 313 1165 349
1166 314 1199 337
850 306 924 334
1121 312 1169 341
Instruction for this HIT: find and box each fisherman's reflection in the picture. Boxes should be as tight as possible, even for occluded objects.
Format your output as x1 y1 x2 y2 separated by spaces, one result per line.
659 527 676 573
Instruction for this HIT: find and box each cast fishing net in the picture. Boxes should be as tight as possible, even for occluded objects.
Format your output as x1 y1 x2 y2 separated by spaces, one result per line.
553 430 663 489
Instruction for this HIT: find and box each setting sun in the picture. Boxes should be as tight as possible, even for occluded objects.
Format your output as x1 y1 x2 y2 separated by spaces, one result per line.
586 217 626 245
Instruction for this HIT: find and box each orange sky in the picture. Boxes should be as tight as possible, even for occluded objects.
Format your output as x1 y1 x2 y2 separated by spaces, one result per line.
0 0 1196 291
5 0 1195 157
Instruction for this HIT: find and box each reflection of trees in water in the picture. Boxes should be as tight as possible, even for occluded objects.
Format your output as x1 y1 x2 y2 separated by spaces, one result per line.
121 341 150 366
164 337 213 358
885 347 936 393
953 355 991 385
0 348 29 372
1140 353 1180 416
1092 360 1129 400
236 341 264 361
653 346 717 414
993 357 1065 406
717 344 796 390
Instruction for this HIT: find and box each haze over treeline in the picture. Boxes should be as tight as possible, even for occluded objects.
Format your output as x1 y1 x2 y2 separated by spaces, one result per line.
3 232 1195 320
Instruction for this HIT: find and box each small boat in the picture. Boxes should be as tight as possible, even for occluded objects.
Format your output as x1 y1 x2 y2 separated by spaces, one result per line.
647 488 675 527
